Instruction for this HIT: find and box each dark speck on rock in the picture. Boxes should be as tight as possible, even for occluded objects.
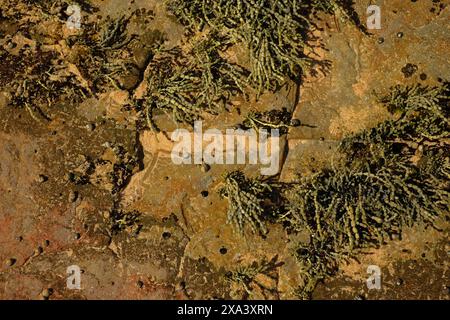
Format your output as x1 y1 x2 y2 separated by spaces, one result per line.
401 63 418 78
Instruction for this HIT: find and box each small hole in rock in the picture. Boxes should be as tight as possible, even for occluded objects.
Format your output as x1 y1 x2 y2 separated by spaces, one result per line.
162 232 171 240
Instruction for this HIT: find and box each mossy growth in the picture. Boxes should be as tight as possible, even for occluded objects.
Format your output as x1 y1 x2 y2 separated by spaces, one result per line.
167 0 362 96
138 1 363 128
225 255 283 299
141 33 250 128
292 239 339 300
109 209 141 235
72 14 142 93
94 15 135 51
287 83 449 298
219 171 277 235
241 108 301 135
7 50 88 122
341 83 450 163
220 82 449 299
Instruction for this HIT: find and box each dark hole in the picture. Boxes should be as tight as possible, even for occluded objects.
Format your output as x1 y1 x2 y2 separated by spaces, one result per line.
162 232 171 240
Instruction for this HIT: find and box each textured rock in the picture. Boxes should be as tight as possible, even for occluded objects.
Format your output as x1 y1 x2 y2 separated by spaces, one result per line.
0 0 448 300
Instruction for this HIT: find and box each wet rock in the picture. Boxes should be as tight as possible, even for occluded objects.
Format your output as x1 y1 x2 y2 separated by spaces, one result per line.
86 123 96 132
34 246 43 255
162 232 171 240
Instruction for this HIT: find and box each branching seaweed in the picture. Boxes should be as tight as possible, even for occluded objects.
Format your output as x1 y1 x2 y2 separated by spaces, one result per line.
167 0 361 96
220 83 449 299
225 255 283 299
286 83 449 298
241 108 301 134
293 239 339 300
109 209 141 235
70 13 144 93
219 171 274 235
7 50 89 121
340 83 450 164
95 15 135 51
142 34 249 127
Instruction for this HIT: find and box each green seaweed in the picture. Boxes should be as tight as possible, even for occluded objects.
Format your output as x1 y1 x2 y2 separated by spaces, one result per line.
142 34 249 128
7 51 88 121
290 83 449 298
109 209 141 235
68 14 143 93
225 255 283 299
219 171 274 235
95 15 135 51
167 0 361 96
241 108 301 134
220 82 450 299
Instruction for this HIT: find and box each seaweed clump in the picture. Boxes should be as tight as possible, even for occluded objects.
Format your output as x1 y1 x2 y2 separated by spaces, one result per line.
7 50 89 121
288 83 449 298
219 171 274 235
72 14 142 93
141 0 361 128
225 255 283 299
341 84 450 161
220 83 449 299
141 34 249 128
241 108 301 135
167 0 360 95
108 209 141 235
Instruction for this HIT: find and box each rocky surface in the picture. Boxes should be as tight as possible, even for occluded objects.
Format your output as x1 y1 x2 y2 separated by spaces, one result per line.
0 0 448 300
